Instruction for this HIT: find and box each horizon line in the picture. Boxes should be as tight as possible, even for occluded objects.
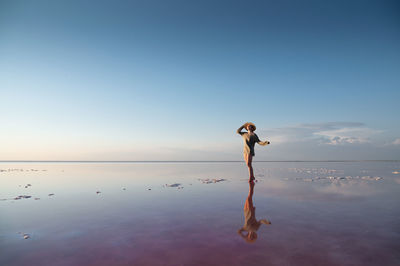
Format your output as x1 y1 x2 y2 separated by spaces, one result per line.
0 160 399 163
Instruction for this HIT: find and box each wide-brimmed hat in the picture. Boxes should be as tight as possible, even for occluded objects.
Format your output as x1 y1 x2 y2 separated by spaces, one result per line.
245 122 256 130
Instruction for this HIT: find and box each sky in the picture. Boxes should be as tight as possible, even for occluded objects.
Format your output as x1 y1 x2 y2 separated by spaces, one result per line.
0 0 399 161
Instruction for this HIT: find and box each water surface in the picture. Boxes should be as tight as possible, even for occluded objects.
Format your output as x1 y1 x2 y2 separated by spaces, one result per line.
1 162 399 265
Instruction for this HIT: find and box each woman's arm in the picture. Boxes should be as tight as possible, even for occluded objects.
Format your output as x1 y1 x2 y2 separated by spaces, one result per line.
260 219 272 225
257 140 270 146
255 134 270 146
237 228 248 239
237 124 247 135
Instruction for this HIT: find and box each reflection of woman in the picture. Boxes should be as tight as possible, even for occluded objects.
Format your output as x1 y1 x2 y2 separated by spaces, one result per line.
237 122 270 182
238 181 271 243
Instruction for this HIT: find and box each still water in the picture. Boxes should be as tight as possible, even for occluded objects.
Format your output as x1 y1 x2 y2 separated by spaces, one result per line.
1 162 399 265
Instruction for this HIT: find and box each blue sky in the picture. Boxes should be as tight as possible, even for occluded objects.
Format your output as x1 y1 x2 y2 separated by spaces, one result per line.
0 0 399 160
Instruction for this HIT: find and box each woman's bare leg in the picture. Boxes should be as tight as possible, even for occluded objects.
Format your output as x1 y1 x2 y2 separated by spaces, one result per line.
244 153 254 181
247 181 255 205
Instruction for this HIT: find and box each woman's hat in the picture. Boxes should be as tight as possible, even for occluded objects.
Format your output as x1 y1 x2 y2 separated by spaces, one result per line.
245 122 256 130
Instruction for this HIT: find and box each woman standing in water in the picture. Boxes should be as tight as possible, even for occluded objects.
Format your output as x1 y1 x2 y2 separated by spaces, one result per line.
237 122 270 182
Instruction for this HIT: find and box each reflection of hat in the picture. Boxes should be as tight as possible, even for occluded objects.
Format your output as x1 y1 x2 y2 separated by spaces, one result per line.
245 122 256 130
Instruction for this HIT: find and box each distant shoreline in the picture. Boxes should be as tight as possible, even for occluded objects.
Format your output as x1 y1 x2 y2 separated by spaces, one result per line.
0 160 399 163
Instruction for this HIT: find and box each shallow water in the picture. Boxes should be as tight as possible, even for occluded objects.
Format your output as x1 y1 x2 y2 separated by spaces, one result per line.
1 162 399 266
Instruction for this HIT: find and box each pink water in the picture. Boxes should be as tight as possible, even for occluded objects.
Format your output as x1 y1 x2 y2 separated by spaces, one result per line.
1 162 399 265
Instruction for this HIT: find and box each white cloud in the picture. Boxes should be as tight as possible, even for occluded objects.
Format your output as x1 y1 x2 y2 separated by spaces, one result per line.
261 122 382 146
314 127 382 145
393 138 400 145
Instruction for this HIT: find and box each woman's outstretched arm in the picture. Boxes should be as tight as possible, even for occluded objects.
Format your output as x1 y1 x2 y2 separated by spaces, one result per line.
260 219 272 225
257 140 270 146
255 134 270 146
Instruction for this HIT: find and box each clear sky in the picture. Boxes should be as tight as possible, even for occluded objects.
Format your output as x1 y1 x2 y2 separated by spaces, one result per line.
1 0 399 160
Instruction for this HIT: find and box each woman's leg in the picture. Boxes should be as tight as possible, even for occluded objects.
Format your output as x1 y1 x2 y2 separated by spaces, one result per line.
246 181 255 206
244 153 254 181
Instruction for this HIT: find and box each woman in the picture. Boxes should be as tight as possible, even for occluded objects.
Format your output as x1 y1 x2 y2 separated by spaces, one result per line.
237 122 270 182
